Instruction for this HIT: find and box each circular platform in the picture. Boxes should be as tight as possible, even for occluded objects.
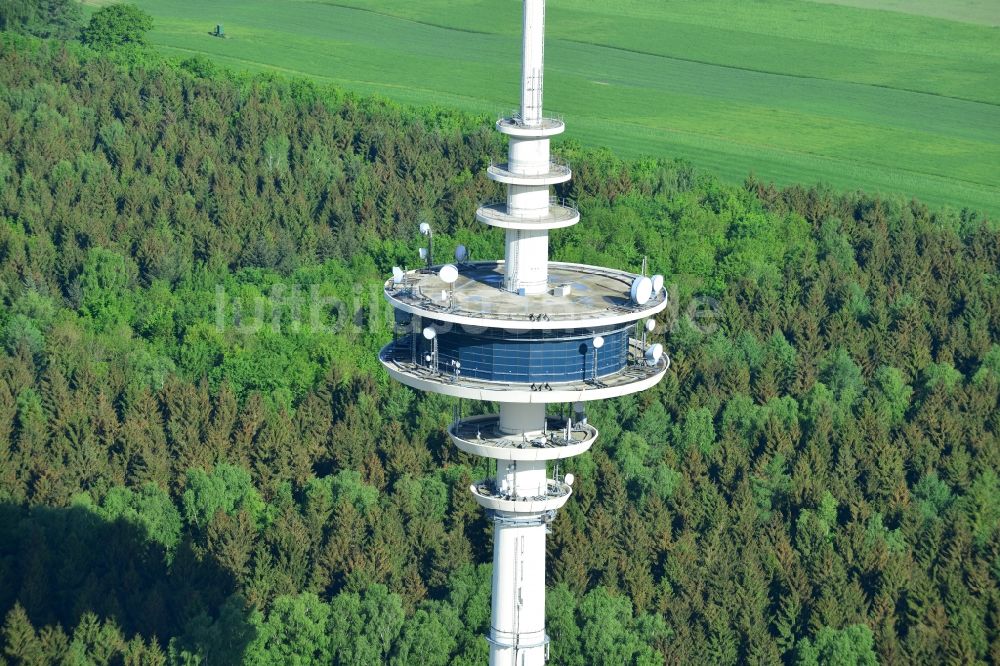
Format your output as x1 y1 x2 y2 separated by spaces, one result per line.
487 161 572 186
449 414 598 460
475 200 580 230
379 338 669 403
385 261 668 330
469 479 572 513
496 116 565 138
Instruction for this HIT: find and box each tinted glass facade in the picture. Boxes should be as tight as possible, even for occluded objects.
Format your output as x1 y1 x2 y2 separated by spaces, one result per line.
395 318 632 383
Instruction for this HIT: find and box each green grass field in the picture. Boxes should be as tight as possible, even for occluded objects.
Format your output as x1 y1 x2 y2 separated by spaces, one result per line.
93 0 1000 215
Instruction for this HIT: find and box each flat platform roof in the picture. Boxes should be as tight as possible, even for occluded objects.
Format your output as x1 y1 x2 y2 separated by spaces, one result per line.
386 261 667 330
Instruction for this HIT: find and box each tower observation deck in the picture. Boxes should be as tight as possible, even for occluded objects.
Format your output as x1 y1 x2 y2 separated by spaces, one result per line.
379 2 670 663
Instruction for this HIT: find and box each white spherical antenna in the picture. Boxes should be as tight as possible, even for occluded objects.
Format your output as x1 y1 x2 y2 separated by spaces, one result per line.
564 473 575 487
422 326 437 340
438 263 459 284
419 222 431 236
418 247 428 261
593 336 605 349
644 343 663 366
645 319 656 333
652 274 664 294
455 244 468 262
630 276 653 305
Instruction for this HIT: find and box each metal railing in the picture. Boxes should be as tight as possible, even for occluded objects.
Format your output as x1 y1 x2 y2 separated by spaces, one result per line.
450 415 597 449
476 196 579 222
382 337 668 388
473 478 570 503
490 155 570 169
487 157 571 180
498 110 565 127
477 195 577 209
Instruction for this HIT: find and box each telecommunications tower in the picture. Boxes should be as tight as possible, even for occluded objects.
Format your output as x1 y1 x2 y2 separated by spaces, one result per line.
379 1 670 663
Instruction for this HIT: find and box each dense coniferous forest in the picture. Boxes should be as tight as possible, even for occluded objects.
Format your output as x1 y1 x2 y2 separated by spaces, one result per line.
0 6 998 664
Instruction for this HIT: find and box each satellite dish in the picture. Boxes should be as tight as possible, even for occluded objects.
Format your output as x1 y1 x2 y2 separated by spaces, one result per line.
438 263 459 284
645 319 656 333
455 245 468 262
419 222 431 235
423 326 437 340
392 266 404 284
419 247 428 261
651 274 664 294
564 473 575 487
630 276 653 305
644 343 663 366
593 336 605 349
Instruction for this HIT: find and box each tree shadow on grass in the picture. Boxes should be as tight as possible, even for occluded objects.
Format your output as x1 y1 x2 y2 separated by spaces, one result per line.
0 502 254 659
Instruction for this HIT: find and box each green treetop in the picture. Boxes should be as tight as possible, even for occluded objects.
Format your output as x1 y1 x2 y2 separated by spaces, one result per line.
80 3 152 51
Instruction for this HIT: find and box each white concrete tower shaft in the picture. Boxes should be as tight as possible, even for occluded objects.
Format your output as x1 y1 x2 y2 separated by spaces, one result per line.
489 513 549 664
488 402 549 666
503 0 553 295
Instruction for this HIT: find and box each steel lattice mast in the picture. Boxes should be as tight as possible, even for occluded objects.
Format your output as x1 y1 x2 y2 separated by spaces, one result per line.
380 2 670 663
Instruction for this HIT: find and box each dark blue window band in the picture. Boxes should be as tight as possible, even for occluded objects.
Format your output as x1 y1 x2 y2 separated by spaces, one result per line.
395 316 632 383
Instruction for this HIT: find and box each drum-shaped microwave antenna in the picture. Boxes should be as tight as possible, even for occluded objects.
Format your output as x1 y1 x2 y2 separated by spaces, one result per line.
644 343 663 366
439 264 459 284
630 276 653 305
651 274 664 294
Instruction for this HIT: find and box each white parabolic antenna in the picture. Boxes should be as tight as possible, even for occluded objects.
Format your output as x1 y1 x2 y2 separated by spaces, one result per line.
564 473 575 487
392 266 404 284
630 276 653 305
593 336 604 349
419 222 431 235
645 343 663 366
455 245 468 262
645 319 656 332
423 326 437 340
651 274 664 294
439 263 459 284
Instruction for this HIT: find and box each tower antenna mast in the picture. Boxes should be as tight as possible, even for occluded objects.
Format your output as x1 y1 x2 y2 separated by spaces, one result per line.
379 2 671 663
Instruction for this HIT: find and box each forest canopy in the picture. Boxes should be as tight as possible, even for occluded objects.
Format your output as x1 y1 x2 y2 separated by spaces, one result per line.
0 14 997 666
